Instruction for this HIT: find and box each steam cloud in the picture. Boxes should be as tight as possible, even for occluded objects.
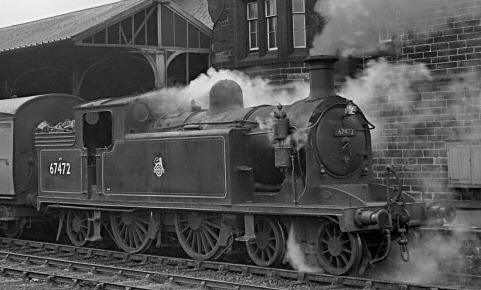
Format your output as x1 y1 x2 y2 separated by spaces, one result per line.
284 224 323 273
366 230 474 285
311 0 397 56
136 67 309 115
311 0 443 57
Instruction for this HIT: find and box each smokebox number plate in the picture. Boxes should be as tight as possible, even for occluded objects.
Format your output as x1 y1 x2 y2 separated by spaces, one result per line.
334 128 355 137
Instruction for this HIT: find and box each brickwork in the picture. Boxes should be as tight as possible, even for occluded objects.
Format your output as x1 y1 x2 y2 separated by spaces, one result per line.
367 0 481 199
237 62 309 85
208 0 237 69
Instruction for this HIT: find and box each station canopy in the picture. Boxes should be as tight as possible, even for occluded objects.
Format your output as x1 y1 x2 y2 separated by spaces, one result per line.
0 0 213 100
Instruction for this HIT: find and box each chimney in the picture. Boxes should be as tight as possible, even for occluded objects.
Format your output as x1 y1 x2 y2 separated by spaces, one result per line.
304 55 338 101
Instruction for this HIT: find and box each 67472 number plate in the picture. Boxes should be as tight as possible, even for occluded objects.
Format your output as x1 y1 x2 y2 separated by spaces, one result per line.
334 128 355 137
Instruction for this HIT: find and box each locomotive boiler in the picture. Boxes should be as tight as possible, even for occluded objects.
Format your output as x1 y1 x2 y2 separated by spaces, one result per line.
1 55 455 276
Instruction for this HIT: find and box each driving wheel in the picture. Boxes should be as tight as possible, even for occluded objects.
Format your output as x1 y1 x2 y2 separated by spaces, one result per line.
315 219 362 275
66 210 91 247
174 211 228 260
110 211 152 253
246 216 285 267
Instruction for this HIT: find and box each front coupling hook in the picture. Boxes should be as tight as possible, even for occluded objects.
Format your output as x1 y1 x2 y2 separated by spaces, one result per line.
397 215 410 262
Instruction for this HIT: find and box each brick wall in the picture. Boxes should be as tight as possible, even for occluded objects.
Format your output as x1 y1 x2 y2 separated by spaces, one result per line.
367 0 481 199
208 0 236 69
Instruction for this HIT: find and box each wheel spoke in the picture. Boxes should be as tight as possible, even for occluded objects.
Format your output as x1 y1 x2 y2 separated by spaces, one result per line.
132 222 146 240
132 227 142 247
201 224 219 241
203 220 221 230
196 232 202 253
185 228 194 244
201 227 216 249
340 253 349 265
133 220 148 235
199 229 211 254
180 224 190 235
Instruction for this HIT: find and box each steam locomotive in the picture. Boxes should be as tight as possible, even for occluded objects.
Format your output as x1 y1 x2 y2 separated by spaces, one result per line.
0 55 455 275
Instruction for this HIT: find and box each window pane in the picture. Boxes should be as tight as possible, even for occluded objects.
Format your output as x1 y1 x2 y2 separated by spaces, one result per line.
250 19 258 33
268 17 277 49
268 17 277 33
293 14 304 29
249 20 258 50
247 2 258 19
293 30 306 47
265 0 277 17
292 0 305 13
269 32 277 49
250 33 258 49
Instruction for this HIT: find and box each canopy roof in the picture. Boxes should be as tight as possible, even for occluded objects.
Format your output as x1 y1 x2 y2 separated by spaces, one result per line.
0 0 212 53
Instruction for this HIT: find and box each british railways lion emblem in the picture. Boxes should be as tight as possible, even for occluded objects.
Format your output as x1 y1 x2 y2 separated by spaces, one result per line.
153 157 165 177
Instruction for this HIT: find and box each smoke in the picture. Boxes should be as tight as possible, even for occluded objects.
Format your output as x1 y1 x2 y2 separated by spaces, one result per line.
284 224 323 273
311 0 396 56
367 230 475 284
339 58 432 108
311 0 450 57
338 57 432 145
136 67 309 115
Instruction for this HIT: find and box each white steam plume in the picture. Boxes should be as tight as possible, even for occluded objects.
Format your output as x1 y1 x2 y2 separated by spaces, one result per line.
136 67 309 114
311 0 449 57
284 224 323 273
339 58 432 109
312 0 396 56
366 230 471 284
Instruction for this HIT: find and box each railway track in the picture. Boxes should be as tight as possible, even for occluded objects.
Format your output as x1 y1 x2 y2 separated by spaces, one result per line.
0 237 478 289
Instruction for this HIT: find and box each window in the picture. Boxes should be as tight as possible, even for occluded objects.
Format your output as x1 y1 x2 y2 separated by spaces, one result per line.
83 111 113 150
265 0 277 50
247 2 259 51
377 13 397 43
238 0 309 60
378 24 394 43
292 0 306 48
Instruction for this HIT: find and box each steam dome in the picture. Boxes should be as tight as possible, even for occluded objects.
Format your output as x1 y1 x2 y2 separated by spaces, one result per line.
208 79 244 115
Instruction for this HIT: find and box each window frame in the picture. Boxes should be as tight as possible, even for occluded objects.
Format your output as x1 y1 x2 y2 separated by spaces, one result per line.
265 0 278 51
235 0 312 66
247 2 259 51
291 0 306 48
377 12 397 43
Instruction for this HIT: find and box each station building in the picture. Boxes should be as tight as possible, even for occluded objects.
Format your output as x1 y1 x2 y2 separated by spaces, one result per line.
0 0 212 100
